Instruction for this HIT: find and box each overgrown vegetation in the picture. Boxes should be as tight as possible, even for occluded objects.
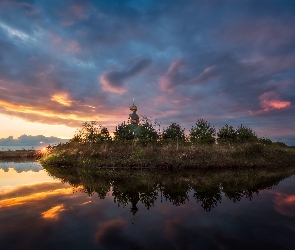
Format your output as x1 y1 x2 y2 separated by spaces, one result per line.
39 119 294 169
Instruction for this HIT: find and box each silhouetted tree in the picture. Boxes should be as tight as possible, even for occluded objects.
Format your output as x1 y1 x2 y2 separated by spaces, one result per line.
137 116 159 142
71 121 111 143
162 123 185 141
236 124 257 143
113 122 136 141
217 124 237 144
189 119 216 144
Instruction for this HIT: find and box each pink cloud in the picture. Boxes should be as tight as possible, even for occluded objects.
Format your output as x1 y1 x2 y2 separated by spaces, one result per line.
272 192 295 217
95 218 126 242
66 40 81 54
49 33 62 45
159 59 186 93
259 91 291 111
70 5 89 20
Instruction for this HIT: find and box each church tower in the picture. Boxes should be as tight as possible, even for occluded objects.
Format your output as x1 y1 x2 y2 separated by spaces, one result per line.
129 99 139 125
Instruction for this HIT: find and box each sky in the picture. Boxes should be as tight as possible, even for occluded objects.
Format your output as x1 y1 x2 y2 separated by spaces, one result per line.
0 0 295 145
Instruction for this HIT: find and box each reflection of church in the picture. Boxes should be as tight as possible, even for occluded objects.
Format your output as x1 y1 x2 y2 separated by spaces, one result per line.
129 192 140 215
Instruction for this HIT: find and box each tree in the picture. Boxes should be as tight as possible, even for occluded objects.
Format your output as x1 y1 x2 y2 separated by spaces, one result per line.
71 121 112 143
137 117 158 142
113 122 135 141
189 119 215 144
162 123 185 141
236 124 257 143
97 127 112 141
217 124 237 144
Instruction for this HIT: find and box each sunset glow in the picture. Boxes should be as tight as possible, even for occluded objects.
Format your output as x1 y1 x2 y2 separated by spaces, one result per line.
0 188 72 208
0 0 294 145
51 93 73 107
41 204 65 219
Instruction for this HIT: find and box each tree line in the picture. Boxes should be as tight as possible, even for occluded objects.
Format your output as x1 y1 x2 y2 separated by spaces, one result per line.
70 117 284 146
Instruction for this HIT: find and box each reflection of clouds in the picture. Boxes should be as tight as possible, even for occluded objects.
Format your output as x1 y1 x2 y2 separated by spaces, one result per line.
95 218 142 249
96 218 125 241
0 162 42 172
0 187 72 208
1 174 295 249
41 204 65 219
0 181 65 197
273 192 295 217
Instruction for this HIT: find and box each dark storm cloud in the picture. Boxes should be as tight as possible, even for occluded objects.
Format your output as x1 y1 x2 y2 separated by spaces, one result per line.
100 56 152 94
0 0 294 143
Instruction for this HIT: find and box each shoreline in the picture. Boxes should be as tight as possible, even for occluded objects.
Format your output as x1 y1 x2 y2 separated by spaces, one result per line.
0 149 38 160
39 142 295 170
1 143 294 170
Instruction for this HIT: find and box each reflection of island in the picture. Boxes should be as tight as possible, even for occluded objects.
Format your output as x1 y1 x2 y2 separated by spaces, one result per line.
43 166 295 213
0 162 43 173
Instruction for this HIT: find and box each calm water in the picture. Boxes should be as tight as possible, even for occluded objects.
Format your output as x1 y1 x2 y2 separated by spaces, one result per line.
1 162 295 250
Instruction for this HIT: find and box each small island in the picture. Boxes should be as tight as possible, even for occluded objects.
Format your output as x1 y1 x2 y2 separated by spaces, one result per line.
39 102 295 169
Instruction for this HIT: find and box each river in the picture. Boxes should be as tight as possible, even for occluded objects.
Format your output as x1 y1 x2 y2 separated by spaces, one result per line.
1 161 295 249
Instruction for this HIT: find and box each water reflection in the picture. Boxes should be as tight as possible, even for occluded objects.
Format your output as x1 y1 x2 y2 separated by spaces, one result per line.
44 166 295 213
1 163 295 249
0 161 42 172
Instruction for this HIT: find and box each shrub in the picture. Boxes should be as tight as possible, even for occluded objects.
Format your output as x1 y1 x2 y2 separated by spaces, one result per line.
162 123 185 141
217 124 237 144
137 117 158 142
71 121 112 143
189 119 216 144
113 122 136 141
236 124 257 143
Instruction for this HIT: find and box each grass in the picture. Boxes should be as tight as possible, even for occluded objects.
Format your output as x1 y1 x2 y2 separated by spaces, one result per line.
39 140 295 169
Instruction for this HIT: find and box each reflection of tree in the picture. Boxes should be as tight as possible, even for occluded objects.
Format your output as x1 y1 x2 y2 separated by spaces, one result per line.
139 188 158 210
162 181 190 206
222 171 284 202
112 189 130 208
223 190 244 202
193 186 222 212
42 165 295 213
112 181 158 214
95 186 110 199
83 185 95 196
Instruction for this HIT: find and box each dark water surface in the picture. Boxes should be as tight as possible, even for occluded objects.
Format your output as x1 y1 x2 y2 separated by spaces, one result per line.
1 162 295 250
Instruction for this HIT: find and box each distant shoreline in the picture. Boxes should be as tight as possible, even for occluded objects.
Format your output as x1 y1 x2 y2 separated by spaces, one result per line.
0 149 38 160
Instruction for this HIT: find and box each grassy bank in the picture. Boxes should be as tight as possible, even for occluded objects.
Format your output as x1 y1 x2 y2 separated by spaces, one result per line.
39 141 295 169
0 149 37 161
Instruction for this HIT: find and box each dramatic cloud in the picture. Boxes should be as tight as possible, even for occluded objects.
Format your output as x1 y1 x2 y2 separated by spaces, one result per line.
259 91 291 111
0 0 294 144
41 204 65 220
100 56 152 94
159 59 187 93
